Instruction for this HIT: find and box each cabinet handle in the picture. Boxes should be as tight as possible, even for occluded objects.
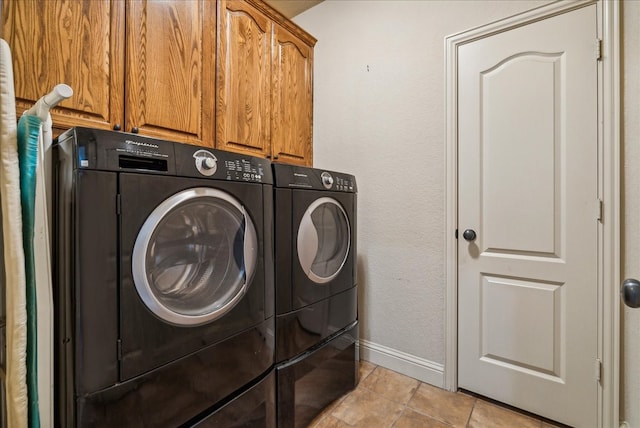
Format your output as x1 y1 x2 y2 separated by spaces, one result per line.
113 124 121 131
266 154 272 159
273 154 279 160
131 127 139 134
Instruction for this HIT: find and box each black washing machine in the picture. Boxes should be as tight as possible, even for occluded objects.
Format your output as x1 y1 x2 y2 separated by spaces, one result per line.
54 127 275 427
272 164 358 427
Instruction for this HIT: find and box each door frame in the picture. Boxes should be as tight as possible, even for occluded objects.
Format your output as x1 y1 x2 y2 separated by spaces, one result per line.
444 1 620 427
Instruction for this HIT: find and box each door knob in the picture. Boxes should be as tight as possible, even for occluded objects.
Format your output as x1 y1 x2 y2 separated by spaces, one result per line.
463 229 476 241
622 278 640 308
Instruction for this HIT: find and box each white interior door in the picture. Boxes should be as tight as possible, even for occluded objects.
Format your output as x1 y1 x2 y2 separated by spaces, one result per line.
457 5 599 427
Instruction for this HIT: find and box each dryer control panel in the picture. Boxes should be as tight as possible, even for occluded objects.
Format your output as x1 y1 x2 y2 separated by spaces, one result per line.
273 164 357 192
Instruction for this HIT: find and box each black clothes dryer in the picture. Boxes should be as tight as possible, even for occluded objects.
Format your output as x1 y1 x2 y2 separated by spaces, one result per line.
273 164 358 427
54 128 275 427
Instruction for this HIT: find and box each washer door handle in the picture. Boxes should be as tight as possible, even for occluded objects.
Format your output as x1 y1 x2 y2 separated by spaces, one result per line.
297 212 319 277
242 205 258 287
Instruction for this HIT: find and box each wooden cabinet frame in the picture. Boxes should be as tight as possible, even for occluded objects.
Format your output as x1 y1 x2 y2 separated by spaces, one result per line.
2 0 314 161
217 0 316 166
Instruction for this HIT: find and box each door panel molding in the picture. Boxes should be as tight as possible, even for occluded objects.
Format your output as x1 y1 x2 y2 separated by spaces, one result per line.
444 1 620 427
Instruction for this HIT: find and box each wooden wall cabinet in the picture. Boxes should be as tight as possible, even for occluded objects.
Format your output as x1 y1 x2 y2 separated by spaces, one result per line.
271 23 313 166
126 0 215 146
1 0 125 133
217 0 315 166
2 0 314 162
1 0 216 147
217 0 272 159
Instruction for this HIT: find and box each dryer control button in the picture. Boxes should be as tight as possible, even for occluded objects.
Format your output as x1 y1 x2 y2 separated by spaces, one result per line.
321 172 334 189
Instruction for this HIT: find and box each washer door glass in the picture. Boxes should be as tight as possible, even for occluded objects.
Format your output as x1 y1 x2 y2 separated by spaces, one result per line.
133 188 258 326
297 197 350 284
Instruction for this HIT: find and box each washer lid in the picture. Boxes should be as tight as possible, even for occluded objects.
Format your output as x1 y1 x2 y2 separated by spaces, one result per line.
132 187 257 326
297 197 351 284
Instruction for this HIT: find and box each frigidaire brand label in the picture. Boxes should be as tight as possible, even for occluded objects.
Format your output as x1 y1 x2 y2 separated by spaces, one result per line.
125 139 159 149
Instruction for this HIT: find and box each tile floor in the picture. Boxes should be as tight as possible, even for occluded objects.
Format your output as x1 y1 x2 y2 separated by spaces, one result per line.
309 361 563 428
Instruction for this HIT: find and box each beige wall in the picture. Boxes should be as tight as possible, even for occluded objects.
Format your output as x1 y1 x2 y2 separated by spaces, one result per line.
296 0 639 425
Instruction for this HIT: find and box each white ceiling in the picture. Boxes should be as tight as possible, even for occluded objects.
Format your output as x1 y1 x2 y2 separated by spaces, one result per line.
264 0 324 18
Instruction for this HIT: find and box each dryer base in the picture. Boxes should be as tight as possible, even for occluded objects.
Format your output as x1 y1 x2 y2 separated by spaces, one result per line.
276 286 357 363
276 321 358 428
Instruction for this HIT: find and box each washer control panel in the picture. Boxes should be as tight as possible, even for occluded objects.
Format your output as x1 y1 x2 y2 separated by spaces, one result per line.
177 145 272 183
177 144 272 183
57 127 274 184
222 158 267 183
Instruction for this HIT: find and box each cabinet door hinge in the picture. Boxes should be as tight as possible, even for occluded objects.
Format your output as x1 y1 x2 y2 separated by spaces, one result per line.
597 199 603 222
595 358 602 382
455 229 458 239
596 39 603 61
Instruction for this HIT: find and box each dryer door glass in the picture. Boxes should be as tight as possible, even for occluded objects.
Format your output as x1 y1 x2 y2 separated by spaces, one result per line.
297 197 350 284
133 188 258 326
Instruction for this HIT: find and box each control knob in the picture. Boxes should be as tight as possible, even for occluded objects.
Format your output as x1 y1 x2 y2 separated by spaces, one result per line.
204 157 215 169
321 172 334 189
193 150 217 177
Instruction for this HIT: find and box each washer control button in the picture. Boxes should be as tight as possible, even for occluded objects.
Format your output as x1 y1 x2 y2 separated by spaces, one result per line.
193 150 218 176
321 172 334 189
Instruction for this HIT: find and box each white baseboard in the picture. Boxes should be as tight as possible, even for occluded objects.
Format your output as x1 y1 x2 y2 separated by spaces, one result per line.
358 339 445 388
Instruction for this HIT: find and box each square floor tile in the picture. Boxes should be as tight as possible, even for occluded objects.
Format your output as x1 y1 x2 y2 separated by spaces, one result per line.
468 399 542 428
359 366 420 405
358 360 376 383
394 408 454 428
310 414 353 428
330 386 404 427
407 383 475 427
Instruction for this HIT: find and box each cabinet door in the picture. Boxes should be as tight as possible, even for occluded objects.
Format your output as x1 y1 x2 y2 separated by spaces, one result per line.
217 0 272 157
1 0 125 131
271 24 313 166
126 0 215 147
